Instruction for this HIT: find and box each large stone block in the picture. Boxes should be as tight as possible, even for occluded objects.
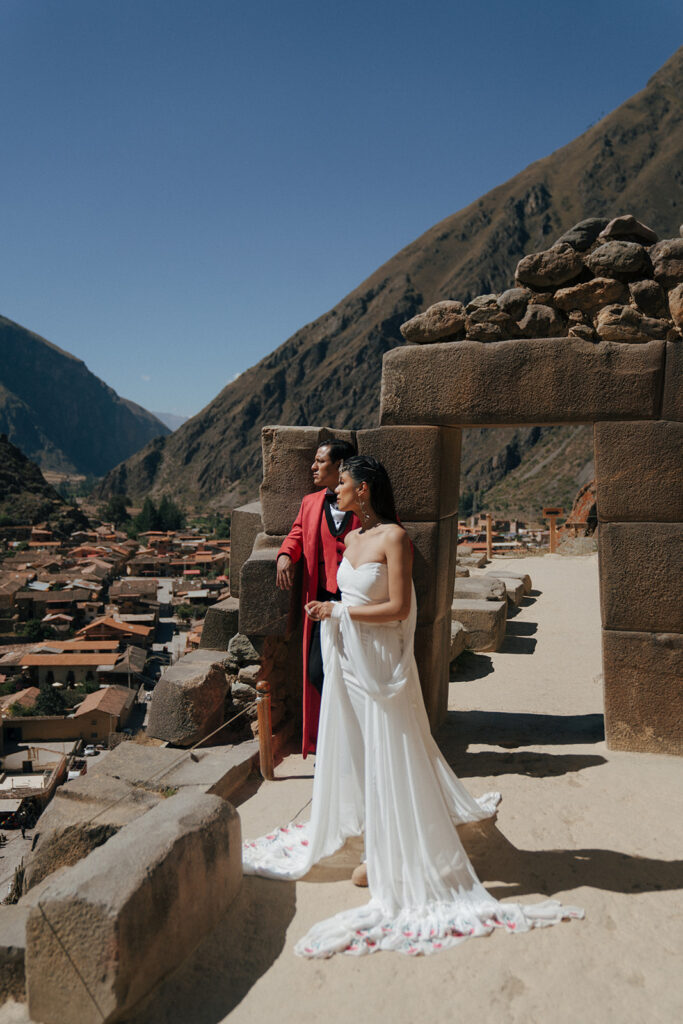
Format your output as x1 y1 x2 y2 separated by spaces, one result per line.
26 791 242 1024
199 596 240 650
662 340 683 421
594 420 683 522
147 657 229 747
598 523 683 633
450 620 466 662
451 599 507 652
414 615 451 728
229 501 262 596
259 426 357 536
379 338 665 426
453 577 506 602
484 568 532 594
485 574 525 605
239 533 301 636
356 425 461 520
603 630 683 755
404 517 458 625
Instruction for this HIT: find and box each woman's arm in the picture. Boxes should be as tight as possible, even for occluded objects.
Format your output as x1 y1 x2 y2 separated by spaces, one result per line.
306 528 413 624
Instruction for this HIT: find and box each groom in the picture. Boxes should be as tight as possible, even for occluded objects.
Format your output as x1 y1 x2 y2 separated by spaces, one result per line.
276 438 359 759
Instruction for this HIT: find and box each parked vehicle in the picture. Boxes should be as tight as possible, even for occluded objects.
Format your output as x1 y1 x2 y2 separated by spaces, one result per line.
83 745 98 756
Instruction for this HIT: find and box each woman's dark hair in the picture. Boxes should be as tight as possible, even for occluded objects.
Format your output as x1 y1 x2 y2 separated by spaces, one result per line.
320 438 357 464
341 455 399 524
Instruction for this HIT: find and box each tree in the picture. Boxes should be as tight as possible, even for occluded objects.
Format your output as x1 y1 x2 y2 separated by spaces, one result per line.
134 497 160 533
175 603 194 621
103 495 131 526
34 681 66 717
157 495 185 531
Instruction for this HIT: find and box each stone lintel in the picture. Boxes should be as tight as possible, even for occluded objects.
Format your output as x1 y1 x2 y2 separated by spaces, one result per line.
379 338 665 426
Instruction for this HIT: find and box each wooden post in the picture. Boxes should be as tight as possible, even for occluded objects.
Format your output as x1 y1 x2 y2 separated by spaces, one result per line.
542 507 564 554
256 680 274 780
485 513 493 561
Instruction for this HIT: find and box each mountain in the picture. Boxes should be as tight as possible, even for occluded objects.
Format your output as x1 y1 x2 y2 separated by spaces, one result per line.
152 412 190 432
95 48 683 513
0 315 170 476
0 434 87 531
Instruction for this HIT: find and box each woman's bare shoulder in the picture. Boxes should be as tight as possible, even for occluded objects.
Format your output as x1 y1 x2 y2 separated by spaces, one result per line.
344 527 363 548
382 523 411 549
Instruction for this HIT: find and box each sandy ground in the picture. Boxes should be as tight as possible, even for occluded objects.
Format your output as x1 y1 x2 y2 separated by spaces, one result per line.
3 555 682 1024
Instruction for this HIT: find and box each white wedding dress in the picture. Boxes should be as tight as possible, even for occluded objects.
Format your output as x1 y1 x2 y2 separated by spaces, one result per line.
242 558 583 957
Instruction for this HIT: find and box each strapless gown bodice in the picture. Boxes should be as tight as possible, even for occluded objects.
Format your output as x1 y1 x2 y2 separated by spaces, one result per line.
337 557 391 606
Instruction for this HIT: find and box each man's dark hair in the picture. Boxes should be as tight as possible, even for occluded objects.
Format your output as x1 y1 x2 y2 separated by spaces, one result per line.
319 438 357 464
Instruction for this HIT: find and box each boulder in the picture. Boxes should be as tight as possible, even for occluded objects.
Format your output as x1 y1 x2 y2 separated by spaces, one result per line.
667 283 683 330
146 657 229 747
649 237 683 288
229 501 263 596
450 620 466 662
497 287 532 319
453 577 506 602
465 293 499 313
451 599 506 652
228 631 262 665
553 217 609 252
399 300 466 344
25 791 242 1024
485 574 525 605
517 303 566 338
455 565 470 578
554 277 628 315
629 279 669 318
483 569 532 594
598 215 658 245
585 240 651 280
568 323 597 342
595 304 670 343
199 596 240 651
466 306 517 342
515 242 584 288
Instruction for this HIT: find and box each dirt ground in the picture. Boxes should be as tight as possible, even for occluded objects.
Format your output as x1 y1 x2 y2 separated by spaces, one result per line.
3 554 682 1024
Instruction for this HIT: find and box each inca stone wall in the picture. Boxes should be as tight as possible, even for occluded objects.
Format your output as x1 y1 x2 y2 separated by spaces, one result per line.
234 214 682 755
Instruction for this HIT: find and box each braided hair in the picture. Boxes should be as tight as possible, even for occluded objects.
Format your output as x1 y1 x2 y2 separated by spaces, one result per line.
340 455 399 524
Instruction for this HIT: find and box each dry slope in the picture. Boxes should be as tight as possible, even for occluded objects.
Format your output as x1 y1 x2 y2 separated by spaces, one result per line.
96 47 683 512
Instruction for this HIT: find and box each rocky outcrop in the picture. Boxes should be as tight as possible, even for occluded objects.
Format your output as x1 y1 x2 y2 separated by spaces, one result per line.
0 434 88 531
0 316 169 476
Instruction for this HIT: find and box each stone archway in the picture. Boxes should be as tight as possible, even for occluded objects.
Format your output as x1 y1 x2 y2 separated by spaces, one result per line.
375 336 682 756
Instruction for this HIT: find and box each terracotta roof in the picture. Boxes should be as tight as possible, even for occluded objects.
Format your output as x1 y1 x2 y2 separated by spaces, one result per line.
19 653 120 667
74 685 136 718
36 640 120 652
77 617 152 637
0 687 40 712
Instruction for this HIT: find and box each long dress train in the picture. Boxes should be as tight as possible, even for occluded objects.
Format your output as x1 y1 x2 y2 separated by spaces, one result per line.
242 558 583 957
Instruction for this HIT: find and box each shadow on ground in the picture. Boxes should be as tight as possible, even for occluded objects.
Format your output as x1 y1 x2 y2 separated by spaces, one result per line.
459 818 683 901
125 876 296 1024
436 711 607 778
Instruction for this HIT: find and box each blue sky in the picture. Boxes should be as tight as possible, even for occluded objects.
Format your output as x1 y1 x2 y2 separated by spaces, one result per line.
1 1 681 417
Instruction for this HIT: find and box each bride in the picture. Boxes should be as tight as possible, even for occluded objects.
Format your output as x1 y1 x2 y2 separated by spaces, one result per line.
242 455 582 957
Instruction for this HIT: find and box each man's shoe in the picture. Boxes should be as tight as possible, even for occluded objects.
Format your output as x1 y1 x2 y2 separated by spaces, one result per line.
351 862 368 887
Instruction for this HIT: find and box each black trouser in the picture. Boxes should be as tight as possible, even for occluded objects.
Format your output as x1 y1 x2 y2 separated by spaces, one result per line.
308 584 340 696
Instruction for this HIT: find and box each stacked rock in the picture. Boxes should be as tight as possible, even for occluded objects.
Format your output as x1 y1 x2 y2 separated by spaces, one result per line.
400 215 683 345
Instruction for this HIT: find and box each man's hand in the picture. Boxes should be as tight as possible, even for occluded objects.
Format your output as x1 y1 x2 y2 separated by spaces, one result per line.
276 554 295 590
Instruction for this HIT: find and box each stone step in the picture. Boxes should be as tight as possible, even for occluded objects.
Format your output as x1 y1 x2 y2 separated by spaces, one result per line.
451 599 507 652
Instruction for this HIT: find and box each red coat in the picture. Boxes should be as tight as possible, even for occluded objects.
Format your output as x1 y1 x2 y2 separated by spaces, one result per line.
278 490 360 757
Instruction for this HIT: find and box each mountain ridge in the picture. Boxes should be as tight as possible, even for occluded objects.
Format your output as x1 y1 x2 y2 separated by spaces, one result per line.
95 47 683 512
0 314 170 476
